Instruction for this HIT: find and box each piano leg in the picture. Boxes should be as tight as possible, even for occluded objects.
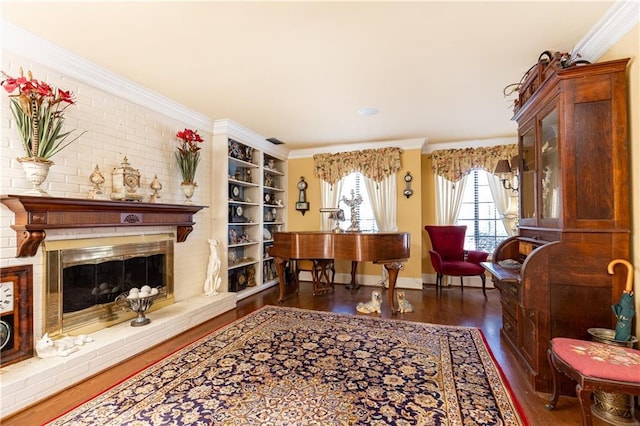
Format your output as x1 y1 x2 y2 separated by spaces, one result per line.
345 261 360 291
382 261 404 314
275 257 290 303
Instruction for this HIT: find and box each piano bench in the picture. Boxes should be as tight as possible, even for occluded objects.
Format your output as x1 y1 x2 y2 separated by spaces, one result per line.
294 260 335 295
545 337 640 426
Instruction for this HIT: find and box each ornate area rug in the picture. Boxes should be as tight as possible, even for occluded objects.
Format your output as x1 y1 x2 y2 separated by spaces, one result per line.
46 306 527 425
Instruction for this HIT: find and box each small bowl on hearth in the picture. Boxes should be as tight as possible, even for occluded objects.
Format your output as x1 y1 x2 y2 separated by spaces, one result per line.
114 286 162 327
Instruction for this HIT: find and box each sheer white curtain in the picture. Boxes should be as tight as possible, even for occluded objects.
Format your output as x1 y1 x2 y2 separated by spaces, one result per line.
363 174 397 232
319 180 344 231
435 174 468 225
487 174 518 236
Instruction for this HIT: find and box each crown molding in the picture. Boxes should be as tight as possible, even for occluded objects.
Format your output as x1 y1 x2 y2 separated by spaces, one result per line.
2 21 213 131
289 137 427 159
572 0 639 62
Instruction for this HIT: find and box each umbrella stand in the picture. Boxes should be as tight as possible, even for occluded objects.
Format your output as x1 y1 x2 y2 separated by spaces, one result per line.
586 259 638 425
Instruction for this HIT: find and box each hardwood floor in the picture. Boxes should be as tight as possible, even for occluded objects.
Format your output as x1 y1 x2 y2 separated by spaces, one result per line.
3 283 623 425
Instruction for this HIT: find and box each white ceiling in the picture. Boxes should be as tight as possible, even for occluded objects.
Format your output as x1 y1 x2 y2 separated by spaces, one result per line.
1 1 620 150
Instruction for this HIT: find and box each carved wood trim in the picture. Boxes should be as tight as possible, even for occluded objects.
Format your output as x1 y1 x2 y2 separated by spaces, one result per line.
1 195 207 257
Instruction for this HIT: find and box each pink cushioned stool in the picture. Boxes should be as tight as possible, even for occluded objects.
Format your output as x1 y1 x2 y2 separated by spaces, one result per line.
545 337 640 426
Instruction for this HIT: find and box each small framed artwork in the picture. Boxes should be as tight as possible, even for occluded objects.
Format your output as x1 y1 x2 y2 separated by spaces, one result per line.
1 265 33 367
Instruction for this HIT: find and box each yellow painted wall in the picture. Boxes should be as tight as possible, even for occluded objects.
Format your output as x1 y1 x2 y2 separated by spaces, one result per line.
421 154 436 276
286 148 423 282
287 157 321 231
286 26 639 298
395 148 422 279
599 23 639 336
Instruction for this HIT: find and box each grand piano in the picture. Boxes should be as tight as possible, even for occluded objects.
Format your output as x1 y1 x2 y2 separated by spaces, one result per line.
268 231 410 313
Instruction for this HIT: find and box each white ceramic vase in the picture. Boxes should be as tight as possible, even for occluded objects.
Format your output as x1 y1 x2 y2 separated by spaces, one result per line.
18 157 53 196
181 182 196 205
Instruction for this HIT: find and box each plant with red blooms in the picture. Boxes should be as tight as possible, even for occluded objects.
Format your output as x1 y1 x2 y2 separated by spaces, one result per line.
1 68 85 160
175 128 204 183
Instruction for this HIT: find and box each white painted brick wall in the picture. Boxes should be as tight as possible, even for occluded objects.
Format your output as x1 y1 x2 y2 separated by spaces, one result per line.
0 52 227 417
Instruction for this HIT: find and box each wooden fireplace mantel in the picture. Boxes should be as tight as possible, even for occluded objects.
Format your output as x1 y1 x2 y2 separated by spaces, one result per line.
1 195 208 257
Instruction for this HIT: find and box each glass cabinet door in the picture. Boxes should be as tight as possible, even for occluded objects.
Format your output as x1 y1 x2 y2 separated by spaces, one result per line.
539 109 560 222
519 126 536 223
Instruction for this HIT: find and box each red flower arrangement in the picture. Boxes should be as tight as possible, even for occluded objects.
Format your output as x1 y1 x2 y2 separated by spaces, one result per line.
175 128 204 183
1 68 84 160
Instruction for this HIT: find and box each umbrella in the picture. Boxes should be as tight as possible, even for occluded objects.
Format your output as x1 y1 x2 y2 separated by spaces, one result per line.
608 259 636 342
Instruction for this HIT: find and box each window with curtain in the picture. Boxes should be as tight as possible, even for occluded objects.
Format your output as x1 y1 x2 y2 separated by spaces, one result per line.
456 169 509 253
315 147 400 232
338 172 378 232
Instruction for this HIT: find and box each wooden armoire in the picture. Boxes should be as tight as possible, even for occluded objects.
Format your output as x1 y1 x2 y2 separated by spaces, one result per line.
483 53 631 394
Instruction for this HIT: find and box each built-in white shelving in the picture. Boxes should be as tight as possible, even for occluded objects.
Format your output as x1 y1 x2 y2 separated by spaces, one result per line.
212 119 289 300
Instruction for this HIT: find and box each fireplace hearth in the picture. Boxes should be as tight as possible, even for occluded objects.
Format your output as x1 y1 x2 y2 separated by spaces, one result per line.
44 234 174 336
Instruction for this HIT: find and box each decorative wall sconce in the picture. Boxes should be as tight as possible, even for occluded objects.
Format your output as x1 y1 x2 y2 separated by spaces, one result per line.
403 172 413 198
494 158 519 193
295 176 310 215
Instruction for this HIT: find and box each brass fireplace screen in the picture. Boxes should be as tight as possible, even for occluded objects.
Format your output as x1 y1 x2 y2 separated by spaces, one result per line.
44 234 175 336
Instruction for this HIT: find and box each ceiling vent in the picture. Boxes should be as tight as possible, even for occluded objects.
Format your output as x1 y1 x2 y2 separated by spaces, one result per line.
266 137 284 145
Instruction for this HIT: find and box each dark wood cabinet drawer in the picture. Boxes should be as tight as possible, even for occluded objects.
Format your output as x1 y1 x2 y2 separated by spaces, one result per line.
495 279 520 300
501 295 518 319
502 313 517 346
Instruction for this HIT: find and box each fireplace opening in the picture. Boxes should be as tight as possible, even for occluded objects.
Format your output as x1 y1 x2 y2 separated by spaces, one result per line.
62 254 166 313
44 234 174 336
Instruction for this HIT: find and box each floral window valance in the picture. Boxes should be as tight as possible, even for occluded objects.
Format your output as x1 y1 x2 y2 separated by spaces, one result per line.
314 147 402 186
430 144 517 182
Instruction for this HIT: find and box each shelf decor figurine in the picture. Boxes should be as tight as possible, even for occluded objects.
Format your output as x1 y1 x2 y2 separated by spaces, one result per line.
2 68 86 196
88 164 106 199
340 189 363 232
149 175 162 203
174 128 203 204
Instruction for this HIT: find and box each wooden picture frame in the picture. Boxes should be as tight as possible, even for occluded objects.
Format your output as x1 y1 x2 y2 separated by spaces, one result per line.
0 265 33 367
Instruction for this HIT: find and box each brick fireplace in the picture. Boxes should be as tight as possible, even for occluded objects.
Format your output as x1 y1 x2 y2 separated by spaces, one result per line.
43 234 175 336
0 196 237 418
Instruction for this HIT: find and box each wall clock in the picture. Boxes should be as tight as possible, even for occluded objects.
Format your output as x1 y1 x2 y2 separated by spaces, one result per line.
296 176 310 215
1 265 33 367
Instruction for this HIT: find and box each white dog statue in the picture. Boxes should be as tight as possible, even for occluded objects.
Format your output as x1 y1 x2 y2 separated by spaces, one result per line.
204 239 222 296
396 291 414 313
356 290 382 314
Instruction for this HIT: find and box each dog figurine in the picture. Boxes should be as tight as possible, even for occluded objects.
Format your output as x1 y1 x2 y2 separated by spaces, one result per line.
356 290 382 314
396 290 414 313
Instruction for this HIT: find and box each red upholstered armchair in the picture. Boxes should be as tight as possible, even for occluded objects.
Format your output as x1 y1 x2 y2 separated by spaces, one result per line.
424 225 489 295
